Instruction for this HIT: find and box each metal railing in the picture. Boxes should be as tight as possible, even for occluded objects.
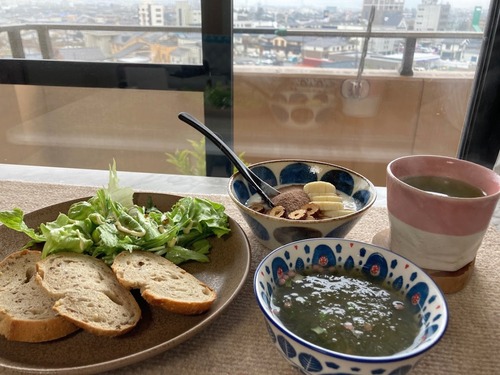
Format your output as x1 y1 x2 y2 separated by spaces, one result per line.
237 28 483 76
0 23 483 77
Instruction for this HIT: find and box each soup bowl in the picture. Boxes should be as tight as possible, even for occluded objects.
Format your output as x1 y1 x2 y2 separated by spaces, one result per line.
254 238 448 375
228 159 377 249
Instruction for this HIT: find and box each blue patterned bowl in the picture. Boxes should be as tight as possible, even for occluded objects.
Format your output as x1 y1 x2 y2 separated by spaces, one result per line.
254 238 448 375
228 159 377 249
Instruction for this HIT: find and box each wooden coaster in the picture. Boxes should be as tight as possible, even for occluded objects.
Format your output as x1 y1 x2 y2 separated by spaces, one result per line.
372 228 475 294
423 260 475 294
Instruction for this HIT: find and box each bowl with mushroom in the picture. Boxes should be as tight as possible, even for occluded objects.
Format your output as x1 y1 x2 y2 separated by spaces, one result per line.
228 159 377 249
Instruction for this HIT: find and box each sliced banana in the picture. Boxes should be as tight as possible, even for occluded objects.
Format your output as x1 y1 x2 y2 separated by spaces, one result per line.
311 201 343 211
301 181 355 219
303 181 336 194
307 194 342 202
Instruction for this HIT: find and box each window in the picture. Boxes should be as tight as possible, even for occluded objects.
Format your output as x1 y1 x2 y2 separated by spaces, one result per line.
0 0 498 185
0 0 233 177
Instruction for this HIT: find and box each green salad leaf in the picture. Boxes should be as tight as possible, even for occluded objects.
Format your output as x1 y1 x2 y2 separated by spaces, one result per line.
0 208 45 243
0 162 231 265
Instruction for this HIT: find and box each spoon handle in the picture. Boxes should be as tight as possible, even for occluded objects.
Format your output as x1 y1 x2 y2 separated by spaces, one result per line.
178 112 277 207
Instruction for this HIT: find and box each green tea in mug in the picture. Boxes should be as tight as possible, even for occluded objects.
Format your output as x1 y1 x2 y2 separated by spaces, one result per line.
402 175 486 198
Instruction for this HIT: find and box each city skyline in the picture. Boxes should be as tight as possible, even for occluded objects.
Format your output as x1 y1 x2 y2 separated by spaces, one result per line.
234 0 491 11
0 0 492 10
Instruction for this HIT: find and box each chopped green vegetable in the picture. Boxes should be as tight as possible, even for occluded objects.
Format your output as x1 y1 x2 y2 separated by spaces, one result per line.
311 326 327 335
0 161 231 265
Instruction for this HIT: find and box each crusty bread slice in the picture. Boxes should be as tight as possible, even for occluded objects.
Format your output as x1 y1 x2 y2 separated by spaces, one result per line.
36 252 141 337
0 249 79 342
112 250 217 315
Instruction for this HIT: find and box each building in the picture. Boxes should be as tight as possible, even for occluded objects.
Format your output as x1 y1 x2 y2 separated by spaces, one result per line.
415 0 451 31
84 31 121 58
440 40 467 61
369 12 407 55
362 0 405 23
301 37 356 66
138 1 164 26
176 1 201 27
366 52 440 70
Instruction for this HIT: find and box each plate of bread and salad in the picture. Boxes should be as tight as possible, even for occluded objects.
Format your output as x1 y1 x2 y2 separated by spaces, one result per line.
0 161 251 374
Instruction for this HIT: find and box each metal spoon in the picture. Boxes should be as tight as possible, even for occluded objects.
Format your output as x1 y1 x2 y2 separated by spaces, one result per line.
178 112 278 207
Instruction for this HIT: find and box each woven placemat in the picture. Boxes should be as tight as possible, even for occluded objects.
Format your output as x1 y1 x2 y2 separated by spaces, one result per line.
0 180 498 375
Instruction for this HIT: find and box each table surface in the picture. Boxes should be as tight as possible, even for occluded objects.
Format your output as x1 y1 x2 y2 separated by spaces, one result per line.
0 164 498 375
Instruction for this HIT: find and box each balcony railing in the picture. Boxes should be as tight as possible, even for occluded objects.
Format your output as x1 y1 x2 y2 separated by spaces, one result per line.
0 23 483 77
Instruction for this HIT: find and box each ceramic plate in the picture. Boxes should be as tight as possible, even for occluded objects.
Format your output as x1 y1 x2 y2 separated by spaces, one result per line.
0 193 251 374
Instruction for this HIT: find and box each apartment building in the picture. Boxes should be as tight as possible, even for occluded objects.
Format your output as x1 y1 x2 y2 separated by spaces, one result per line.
415 0 451 31
138 1 165 26
362 0 405 23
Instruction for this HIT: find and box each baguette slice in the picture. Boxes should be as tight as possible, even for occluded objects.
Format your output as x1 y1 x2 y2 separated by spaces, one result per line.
0 250 79 342
112 250 217 315
36 252 141 337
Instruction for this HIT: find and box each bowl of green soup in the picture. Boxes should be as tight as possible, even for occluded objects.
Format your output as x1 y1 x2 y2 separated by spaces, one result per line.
254 238 448 375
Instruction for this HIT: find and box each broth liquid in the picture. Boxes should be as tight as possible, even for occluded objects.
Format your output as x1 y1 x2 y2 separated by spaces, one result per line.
271 270 420 357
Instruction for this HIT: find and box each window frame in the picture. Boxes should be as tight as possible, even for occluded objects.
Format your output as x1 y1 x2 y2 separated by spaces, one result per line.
459 1 500 169
0 0 498 172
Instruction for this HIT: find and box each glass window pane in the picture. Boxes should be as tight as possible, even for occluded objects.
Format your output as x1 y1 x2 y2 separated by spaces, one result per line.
232 0 493 185
0 0 497 184
0 84 205 174
0 1 202 64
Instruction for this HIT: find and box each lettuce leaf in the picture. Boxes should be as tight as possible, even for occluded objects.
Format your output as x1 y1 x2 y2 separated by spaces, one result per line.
167 197 231 248
0 161 231 265
107 159 134 209
0 208 45 242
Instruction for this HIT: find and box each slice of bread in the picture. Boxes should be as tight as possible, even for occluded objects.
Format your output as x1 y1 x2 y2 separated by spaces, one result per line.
112 250 217 315
36 252 141 337
0 249 79 342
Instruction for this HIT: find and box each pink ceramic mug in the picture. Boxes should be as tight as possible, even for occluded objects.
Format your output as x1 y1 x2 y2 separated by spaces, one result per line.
386 155 500 273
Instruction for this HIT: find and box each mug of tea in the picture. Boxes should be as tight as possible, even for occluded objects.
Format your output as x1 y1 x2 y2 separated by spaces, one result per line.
386 155 500 293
